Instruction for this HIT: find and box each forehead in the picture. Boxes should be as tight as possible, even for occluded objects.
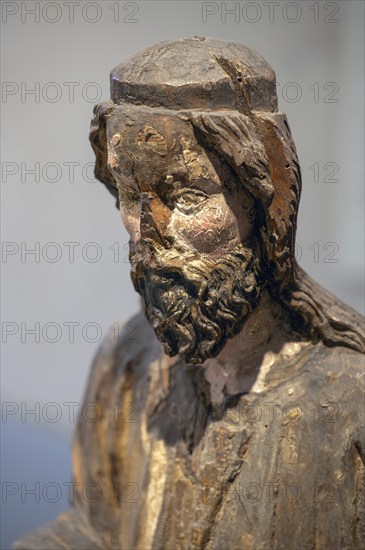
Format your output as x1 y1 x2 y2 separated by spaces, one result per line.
106 107 217 183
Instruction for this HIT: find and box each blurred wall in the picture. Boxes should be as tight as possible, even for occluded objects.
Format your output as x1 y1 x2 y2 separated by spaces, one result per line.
1 1 364 547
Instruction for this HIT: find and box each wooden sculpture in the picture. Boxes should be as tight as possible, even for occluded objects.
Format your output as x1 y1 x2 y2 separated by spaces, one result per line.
14 37 365 550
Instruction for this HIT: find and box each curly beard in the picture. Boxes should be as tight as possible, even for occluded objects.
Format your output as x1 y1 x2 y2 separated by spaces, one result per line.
130 239 263 364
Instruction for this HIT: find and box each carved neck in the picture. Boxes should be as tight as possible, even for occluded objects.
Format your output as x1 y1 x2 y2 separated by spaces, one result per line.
190 289 308 408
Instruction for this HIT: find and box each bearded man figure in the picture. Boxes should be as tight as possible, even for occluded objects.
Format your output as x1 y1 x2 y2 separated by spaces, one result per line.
14 38 364 550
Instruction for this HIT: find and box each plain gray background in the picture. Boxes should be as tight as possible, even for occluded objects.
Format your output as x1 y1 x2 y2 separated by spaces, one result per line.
1 1 364 547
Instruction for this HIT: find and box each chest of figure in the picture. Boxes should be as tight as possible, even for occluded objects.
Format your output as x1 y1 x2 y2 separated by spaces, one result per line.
118 386 363 550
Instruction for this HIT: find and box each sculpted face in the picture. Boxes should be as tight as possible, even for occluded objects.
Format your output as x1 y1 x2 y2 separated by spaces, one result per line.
106 111 263 363
89 38 364 360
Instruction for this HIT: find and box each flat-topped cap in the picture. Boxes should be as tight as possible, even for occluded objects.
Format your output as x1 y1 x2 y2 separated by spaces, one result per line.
110 37 278 112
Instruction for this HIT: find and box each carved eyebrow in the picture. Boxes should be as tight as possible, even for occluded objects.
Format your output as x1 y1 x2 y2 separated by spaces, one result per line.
186 178 222 193
169 186 209 198
164 170 220 187
162 179 222 199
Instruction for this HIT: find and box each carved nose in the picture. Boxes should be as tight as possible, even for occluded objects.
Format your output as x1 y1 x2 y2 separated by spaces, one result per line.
140 194 165 247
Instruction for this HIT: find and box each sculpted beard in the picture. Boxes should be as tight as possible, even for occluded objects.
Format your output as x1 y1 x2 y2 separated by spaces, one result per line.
130 240 262 364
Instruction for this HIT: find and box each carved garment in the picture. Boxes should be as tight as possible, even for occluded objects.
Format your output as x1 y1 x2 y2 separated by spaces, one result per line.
15 312 365 550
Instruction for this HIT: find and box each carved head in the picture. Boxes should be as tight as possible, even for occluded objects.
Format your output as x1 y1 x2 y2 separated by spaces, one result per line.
90 37 364 361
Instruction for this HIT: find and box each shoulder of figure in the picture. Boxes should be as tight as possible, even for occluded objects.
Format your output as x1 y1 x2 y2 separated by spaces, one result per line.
81 310 161 405
300 344 365 440
311 343 365 386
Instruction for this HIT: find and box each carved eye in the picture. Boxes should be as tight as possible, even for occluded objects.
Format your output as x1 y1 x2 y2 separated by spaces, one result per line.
172 189 208 214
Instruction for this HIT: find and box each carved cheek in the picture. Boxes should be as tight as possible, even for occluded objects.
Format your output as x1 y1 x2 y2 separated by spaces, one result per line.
169 198 241 254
